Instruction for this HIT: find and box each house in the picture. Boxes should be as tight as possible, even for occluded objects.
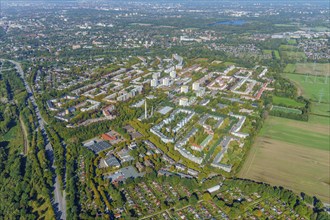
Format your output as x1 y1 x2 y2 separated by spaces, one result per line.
124 125 135 133
175 163 186 171
102 105 116 119
135 162 144 172
207 185 221 193
187 168 199 177
117 148 134 163
102 133 117 141
105 155 121 168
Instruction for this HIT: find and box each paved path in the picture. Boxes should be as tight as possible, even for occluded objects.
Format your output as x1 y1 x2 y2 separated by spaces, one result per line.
5 59 66 220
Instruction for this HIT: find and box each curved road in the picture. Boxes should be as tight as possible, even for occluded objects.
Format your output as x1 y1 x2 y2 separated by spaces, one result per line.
5 59 66 220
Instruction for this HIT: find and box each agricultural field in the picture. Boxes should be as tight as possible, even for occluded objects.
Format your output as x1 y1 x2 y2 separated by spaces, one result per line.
284 73 330 103
284 63 330 76
239 116 330 203
272 96 305 108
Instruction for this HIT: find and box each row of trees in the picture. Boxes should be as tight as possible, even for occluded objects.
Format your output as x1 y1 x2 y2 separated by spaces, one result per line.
0 68 56 219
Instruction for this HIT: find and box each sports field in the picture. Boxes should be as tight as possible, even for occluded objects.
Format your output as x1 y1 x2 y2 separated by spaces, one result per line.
239 116 330 203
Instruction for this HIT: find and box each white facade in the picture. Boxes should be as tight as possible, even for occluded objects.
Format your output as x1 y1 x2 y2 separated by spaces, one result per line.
162 77 170 86
170 71 177 79
151 78 158 87
192 82 200 91
181 85 189 93
179 97 189 106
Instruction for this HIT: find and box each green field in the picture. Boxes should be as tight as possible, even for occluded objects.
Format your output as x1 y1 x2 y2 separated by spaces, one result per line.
309 115 330 126
272 96 305 108
259 117 328 151
279 45 298 51
285 73 330 103
283 64 296 73
295 63 330 76
239 116 330 203
284 63 330 76
263 50 280 59
281 51 306 60
310 26 330 32
287 39 297 45
0 121 24 155
274 24 296 27
311 102 330 117
263 50 272 55
274 50 280 59
271 105 302 114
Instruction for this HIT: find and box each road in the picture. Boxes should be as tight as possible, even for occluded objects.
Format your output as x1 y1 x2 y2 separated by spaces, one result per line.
5 59 67 220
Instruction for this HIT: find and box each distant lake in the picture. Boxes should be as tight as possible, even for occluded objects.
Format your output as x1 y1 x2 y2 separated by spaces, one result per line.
208 20 247 26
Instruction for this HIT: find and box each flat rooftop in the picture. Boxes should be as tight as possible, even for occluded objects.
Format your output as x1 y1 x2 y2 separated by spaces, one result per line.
158 106 173 115
105 166 144 182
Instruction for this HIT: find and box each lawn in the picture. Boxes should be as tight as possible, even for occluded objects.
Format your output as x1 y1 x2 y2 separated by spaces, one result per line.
285 73 330 103
272 96 305 108
239 116 330 203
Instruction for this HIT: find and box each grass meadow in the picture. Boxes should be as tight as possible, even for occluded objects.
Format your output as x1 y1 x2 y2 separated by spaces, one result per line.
272 96 305 108
285 73 330 103
284 63 330 76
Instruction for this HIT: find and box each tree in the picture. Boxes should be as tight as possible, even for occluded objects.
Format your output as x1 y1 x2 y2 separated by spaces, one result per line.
202 192 212 201
189 193 198 205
